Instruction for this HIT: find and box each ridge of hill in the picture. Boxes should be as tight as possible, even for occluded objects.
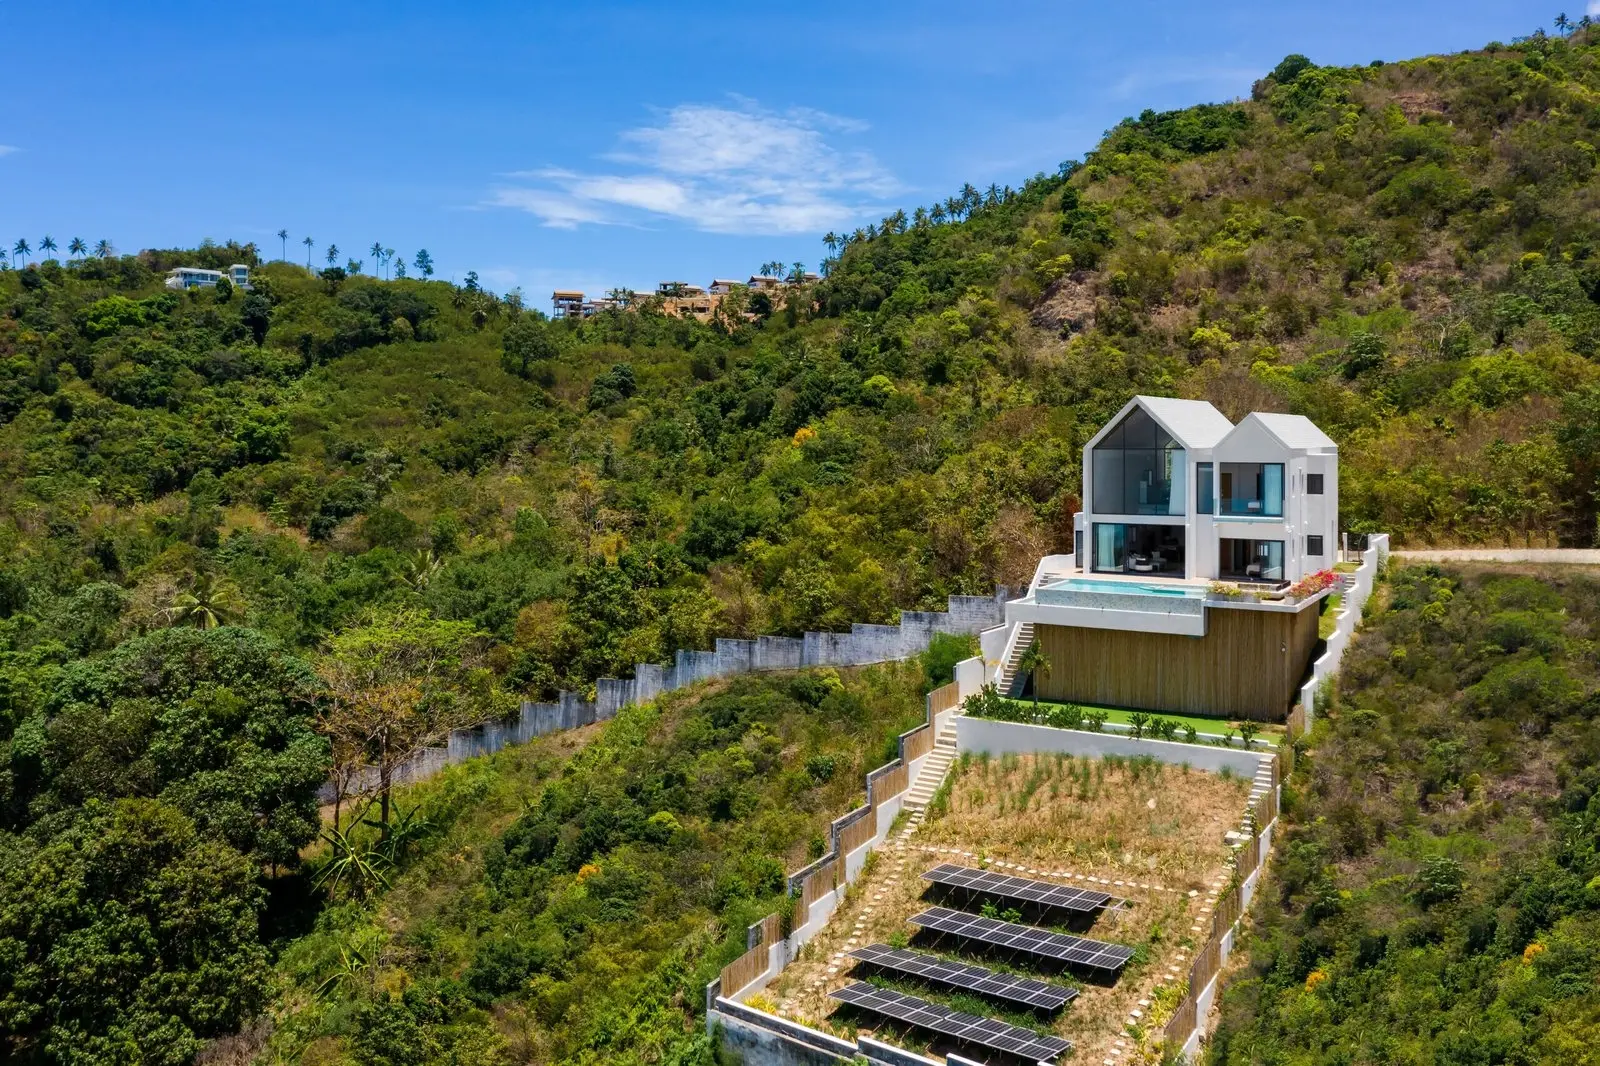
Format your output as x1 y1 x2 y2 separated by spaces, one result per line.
1 18 1599 1066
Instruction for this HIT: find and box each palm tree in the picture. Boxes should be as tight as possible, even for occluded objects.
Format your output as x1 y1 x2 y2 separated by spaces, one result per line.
930 203 947 224
326 243 339 267
163 573 246 630
347 258 363 275
369 242 384 276
823 231 839 254
383 248 394 280
68 238 86 259
12 238 29 267
788 261 806 283
277 229 289 260
39 235 57 261
1556 12 1571 33
93 239 112 258
1015 641 1052 713
303 235 315 269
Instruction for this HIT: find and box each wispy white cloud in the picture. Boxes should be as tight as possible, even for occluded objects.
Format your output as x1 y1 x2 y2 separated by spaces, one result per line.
1590 1 1600 16
486 101 899 236
0 145 18 157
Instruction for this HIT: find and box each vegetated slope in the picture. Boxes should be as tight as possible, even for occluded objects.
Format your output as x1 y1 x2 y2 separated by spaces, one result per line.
0 18 1596 1066
1210 565 1600 1064
260 663 929 1065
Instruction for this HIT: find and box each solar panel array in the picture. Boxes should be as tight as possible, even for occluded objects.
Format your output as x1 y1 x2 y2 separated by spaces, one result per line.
908 907 1136 977
830 982 1072 1063
923 863 1119 916
848 943 1077 1012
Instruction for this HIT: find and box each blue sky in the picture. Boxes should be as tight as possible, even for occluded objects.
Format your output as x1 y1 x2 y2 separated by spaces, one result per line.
0 1 1554 305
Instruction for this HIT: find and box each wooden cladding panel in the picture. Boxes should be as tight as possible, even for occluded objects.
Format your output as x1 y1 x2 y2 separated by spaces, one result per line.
902 725 933 762
800 858 838 909
721 940 771 998
874 760 909 800
837 809 876 856
928 682 960 715
1033 605 1319 721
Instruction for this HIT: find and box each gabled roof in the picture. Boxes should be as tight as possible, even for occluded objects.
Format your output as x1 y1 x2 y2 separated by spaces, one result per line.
1243 412 1338 451
1136 396 1235 449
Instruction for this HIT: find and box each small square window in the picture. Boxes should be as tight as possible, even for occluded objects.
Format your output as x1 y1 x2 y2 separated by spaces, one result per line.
1307 473 1325 495
1307 535 1325 556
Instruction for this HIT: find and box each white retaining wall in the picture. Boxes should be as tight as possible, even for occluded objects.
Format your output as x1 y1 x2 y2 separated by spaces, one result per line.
1297 533 1388 724
955 717 1269 777
1178 815 1278 1061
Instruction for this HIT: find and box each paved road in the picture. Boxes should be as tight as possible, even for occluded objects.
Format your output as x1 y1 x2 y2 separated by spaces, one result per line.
1391 549 1600 564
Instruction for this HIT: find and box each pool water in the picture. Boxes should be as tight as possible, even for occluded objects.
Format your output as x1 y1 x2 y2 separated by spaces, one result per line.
1047 578 1202 597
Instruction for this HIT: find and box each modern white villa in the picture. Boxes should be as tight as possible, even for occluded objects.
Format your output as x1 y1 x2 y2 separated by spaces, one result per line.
1073 395 1339 584
165 264 251 291
998 397 1344 721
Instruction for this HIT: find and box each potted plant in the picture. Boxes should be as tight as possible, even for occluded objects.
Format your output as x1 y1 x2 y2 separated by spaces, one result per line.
1208 580 1243 601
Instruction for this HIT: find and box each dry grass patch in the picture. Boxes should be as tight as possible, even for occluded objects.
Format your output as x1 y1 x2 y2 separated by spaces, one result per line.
769 753 1251 1063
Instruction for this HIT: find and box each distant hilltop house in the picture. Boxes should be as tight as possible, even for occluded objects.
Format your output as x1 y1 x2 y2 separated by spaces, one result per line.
551 271 818 323
1000 396 1346 721
165 264 251 291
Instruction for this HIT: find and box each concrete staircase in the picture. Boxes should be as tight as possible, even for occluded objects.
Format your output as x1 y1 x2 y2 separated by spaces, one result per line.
903 718 960 810
1247 758 1275 817
992 621 1036 698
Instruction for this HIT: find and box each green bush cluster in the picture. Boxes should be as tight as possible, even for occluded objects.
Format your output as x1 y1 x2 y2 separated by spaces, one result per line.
1212 562 1600 1062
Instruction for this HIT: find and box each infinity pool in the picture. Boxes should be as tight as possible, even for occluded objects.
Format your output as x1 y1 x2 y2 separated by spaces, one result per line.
1045 578 1203 598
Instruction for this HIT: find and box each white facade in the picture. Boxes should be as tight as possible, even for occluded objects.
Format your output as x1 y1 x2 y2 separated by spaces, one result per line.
1075 397 1338 585
165 264 251 291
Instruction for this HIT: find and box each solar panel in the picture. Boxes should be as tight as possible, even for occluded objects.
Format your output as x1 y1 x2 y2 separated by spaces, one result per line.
922 863 1121 918
830 982 1072 1063
907 907 1136 978
847 943 1077 1012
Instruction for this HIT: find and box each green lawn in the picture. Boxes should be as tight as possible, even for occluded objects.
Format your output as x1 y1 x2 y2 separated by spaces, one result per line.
1319 593 1344 639
1000 697 1286 737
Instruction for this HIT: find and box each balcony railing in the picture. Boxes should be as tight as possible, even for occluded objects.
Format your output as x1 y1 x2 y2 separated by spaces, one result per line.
1218 497 1282 518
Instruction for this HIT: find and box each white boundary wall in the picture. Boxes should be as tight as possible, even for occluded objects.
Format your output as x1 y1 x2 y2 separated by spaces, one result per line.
1298 533 1388 723
324 593 1008 801
956 717 1269 777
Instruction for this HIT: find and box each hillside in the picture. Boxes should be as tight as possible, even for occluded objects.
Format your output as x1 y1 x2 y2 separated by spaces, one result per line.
1 17 1598 1066
1211 563 1600 1064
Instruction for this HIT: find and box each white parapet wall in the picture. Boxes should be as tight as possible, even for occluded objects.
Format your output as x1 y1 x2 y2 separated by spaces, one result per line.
955 717 1269 777
1298 533 1388 723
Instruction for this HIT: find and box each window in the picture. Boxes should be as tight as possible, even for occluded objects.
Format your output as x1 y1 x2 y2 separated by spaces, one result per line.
1091 407 1187 516
1218 463 1285 517
1307 535 1325 556
1196 463 1214 514
1307 473 1325 495
1221 538 1285 582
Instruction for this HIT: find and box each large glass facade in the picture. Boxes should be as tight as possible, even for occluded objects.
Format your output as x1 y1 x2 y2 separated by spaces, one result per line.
1092 408 1187 516
1196 462 1214 514
1093 523 1186 576
1218 463 1284 517
1219 538 1286 582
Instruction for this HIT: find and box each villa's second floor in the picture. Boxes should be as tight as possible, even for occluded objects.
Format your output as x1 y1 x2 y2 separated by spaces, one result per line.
1076 396 1338 584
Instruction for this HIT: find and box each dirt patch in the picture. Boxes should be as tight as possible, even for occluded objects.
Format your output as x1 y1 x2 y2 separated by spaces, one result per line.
767 753 1250 1063
1392 90 1447 121
1032 273 1098 335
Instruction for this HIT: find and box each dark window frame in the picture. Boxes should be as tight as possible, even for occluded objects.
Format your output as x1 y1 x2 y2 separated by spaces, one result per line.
1307 473 1325 495
1306 534 1325 556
